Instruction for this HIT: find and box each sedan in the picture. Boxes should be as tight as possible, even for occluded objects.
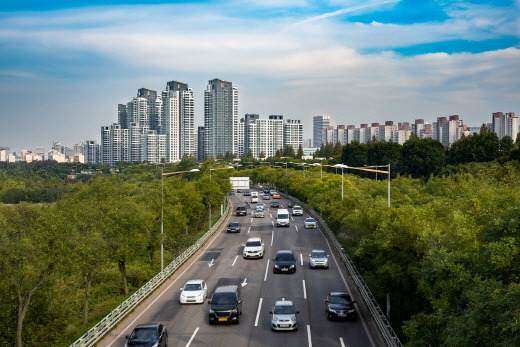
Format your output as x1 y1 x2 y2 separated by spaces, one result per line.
309 249 329 269
270 301 299 331
304 218 317 229
255 209 265 218
262 194 271 200
227 222 241 233
270 201 280 208
180 279 207 304
272 193 281 199
288 201 296 208
273 250 296 273
125 324 168 347
243 190 251 196
292 206 303 216
256 202 265 210
325 292 356 320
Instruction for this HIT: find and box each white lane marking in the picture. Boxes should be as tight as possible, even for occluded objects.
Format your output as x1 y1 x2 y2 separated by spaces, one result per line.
208 259 214 267
340 337 345 347
271 230 274 246
248 227 251 234
295 226 299 232
303 280 307 299
307 325 312 347
254 298 263 327
300 253 303 266
186 327 199 347
264 259 270 282
251 218 253 223
232 255 238 267
271 220 274 227
270 214 272 218
325 237 376 347
291 217 294 222
241 278 248 287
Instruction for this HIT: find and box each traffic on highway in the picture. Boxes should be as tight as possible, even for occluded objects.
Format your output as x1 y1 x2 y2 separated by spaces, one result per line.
99 189 379 347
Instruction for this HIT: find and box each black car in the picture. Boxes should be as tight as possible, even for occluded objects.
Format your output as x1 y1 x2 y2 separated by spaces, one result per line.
273 250 296 273
125 324 168 347
288 201 296 208
237 189 244 193
229 190 235 195
263 188 270 194
227 222 241 233
208 285 242 324
325 292 356 320
243 190 251 196
270 201 280 208
236 206 247 216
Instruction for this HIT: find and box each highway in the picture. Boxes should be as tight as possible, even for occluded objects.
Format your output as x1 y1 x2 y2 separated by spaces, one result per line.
98 191 383 347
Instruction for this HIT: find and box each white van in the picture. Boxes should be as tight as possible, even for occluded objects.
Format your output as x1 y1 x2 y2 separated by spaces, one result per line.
276 209 290 227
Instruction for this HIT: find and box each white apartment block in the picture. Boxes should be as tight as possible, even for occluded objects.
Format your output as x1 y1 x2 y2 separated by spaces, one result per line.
493 112 518 142
284 119 303 149
204 78 239 159
313 115 330 148
140 131 166 164
243 115 284 158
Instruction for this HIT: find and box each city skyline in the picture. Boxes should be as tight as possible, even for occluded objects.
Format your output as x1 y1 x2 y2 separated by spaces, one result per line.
1 1 519 153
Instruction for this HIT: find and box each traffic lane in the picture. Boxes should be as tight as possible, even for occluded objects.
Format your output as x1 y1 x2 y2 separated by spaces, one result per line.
178 208 273 346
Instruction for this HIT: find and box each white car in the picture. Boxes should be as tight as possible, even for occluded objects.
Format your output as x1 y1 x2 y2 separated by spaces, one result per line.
292 205 303 216
180 279 207 304
243 237 265 259
304 218 317 229
269 300 299 331
309 249 329 269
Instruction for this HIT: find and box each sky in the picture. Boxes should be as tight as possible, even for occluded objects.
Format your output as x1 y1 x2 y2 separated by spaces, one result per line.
0 0 519 153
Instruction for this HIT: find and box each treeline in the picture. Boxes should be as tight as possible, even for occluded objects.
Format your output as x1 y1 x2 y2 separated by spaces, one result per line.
0 162 230 347
0 162 111 203
314 126 520 179
244 160 520 346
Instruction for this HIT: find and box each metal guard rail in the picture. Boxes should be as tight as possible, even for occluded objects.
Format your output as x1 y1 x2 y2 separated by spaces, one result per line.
285 193 403 347
70 200 231 347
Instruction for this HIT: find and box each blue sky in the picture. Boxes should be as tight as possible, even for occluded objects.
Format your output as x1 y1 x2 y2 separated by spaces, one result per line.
0 0 519 153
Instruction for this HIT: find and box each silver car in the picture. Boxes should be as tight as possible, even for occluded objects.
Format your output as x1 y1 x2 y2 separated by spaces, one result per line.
304 218 317 229
256 202 265 210
269 300 299 331
309 249 329 269
243 237 265 259
255 209 265 218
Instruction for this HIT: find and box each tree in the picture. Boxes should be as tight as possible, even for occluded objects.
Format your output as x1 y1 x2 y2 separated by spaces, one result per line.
401 136 446 178
341 141 368 167
296 144 304 159
283 145 295 158
0 203 66 347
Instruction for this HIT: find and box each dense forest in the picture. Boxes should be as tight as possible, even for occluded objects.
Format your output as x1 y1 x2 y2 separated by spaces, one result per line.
0 160 230 347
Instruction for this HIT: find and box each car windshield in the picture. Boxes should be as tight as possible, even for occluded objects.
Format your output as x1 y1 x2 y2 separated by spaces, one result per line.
212 293 237 305
306 219 315 223
246 241 262 247
276 253 294 261
278 214 288 219
184 283 202 291
329 294 352 305
130 327 158 340
256 210 263 213
311 251 326 258
229 222 239 227
274 305 295 314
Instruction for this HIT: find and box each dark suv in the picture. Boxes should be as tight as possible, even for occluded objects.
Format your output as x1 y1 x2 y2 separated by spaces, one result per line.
208 285 242 324
236 206 247 216
273 250 297 273
325 292 356 320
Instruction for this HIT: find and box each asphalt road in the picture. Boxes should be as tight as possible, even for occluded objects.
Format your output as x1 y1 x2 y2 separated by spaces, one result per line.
98 191 383 347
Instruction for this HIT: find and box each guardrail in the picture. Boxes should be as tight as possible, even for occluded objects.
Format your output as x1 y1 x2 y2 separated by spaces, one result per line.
70 200 231 347
284 193 403 347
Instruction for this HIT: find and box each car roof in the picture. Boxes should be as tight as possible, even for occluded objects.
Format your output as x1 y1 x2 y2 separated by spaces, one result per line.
274 300 294 306
329 291 350 297
246 237 261 242
185 279 204 284
134 324 161 329
293 205 302 208
311 249 325 253
215 285 239 293
276 250 294 254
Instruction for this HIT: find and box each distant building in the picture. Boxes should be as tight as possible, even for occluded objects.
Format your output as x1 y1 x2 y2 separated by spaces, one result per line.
492 112 518 142
313 115 330 148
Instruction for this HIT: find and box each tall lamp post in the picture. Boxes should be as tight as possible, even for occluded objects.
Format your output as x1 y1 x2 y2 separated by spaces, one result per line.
332 164 391 206
161 168 200 271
